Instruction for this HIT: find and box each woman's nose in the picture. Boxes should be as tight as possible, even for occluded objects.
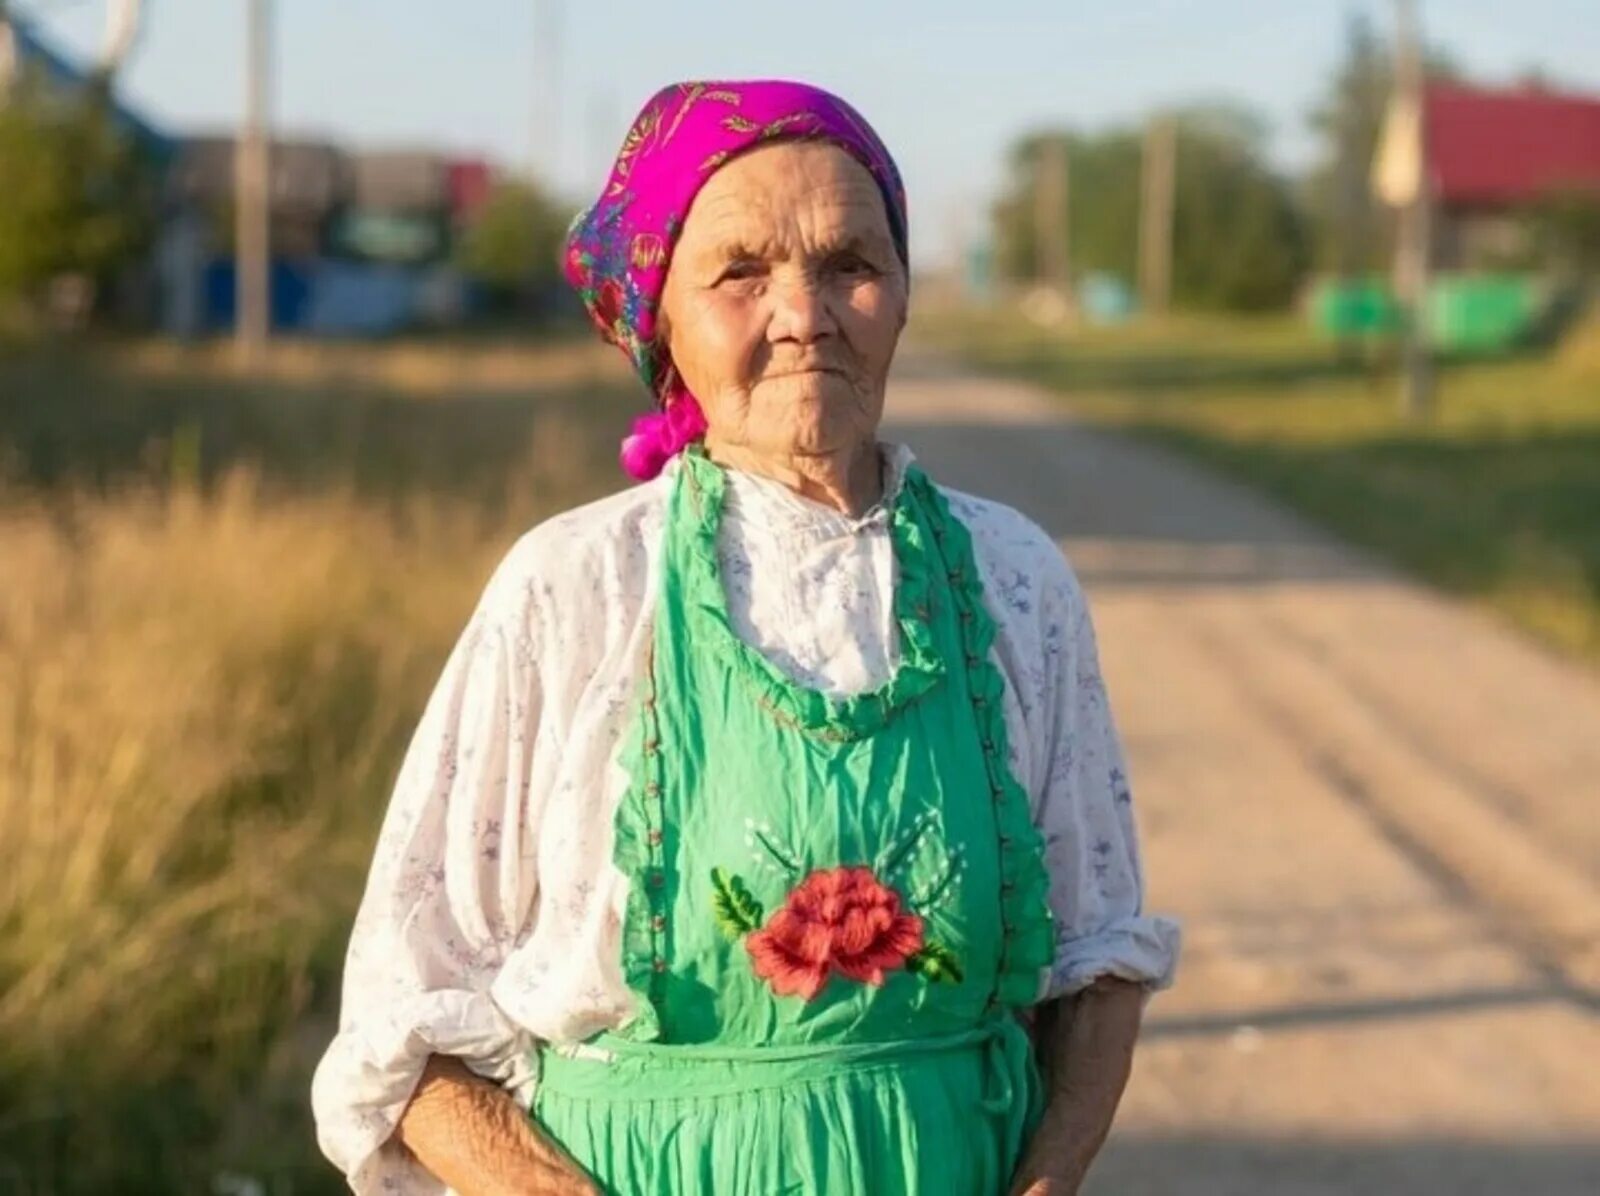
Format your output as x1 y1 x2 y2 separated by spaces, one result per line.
767 274 837 345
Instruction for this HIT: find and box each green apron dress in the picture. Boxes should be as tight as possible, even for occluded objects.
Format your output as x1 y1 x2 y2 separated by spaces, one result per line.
531 446 1057 1194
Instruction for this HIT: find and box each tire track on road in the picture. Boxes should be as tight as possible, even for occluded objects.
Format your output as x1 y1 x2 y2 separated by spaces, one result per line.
1184 594 1600 1009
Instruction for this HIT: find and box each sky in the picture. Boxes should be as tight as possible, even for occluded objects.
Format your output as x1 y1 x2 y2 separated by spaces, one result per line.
14 0 1600 267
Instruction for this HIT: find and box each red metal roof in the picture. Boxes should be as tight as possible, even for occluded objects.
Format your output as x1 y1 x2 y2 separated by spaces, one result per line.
1427 82 1600 207
446 159 495 222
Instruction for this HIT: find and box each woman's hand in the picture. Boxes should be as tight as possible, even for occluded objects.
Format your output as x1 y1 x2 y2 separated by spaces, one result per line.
471 1171 602 1196
1008 977 1147 1196
394 1054 603 1196
465 1172 600 1196
1006 1104 1093 1194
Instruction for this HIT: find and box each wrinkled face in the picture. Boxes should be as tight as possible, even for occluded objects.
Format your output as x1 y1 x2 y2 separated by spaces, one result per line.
659 141 908 461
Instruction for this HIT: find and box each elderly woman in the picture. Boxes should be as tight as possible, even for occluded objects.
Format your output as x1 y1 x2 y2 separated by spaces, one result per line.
312 80 1179 1196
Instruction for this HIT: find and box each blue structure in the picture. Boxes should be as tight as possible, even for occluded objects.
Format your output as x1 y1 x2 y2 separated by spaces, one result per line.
3 15 173 158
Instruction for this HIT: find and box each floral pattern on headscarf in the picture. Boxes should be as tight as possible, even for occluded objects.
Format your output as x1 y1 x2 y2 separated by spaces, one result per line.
564 80 910 478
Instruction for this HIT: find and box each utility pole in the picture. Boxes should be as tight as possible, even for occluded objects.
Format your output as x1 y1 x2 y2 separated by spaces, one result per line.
236 0 272 366
1392 0 1433 419
1138 114 1176 318
1334 22 1361 282
1034 136 1072 311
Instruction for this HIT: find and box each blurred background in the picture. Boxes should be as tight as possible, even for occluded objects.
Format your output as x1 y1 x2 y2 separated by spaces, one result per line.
1 2 1597 1193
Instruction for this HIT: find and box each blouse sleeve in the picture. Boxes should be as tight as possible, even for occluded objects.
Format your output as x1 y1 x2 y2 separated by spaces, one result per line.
310 539 544 1194
1032 552 1181 1003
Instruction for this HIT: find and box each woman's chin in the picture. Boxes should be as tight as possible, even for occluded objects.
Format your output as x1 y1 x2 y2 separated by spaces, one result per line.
755 385 873 453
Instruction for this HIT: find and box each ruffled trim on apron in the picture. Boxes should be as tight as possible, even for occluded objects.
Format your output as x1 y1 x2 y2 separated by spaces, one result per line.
674 445 946 741
612 635 669 1041
904 470 1057 1008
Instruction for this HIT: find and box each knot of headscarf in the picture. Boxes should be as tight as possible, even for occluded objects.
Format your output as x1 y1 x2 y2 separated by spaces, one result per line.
563 80 909 479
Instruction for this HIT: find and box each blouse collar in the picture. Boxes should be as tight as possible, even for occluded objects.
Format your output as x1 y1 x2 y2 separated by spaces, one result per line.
716 441 918 538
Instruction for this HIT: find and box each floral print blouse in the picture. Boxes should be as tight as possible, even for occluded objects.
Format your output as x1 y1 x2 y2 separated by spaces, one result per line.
310 442 1181 1193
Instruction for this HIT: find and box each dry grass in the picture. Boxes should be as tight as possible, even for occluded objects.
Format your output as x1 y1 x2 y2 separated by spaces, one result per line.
117 334 626 396
0 338 635 1193
1557 314 1600 379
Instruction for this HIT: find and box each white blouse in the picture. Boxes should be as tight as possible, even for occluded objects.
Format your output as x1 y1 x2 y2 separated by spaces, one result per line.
310 442 1181 1193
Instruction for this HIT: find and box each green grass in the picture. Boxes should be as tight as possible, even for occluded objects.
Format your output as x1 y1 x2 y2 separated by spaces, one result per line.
917 308 1600 665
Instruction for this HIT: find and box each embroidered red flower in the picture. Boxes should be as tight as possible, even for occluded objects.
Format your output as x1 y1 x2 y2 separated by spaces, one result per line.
744 866 924 1000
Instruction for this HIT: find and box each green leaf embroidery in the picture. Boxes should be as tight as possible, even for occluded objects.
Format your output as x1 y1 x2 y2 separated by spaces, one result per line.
710 868 764 939
749 825 803 878
905 940 964 984
910 845 965 911
877 811 936 879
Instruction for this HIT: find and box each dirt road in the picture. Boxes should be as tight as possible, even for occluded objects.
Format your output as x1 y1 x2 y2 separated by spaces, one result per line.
884 360 1600 1196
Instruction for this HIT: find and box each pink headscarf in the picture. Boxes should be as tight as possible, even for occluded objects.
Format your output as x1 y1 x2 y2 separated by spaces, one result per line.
563 80 909 479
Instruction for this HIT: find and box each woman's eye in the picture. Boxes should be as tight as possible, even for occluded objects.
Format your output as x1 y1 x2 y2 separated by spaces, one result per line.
716 260 765 284
831 253 877 277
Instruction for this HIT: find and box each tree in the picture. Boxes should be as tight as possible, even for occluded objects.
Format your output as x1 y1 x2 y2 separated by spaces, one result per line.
993 104 1309 312
0 75 155 306
992 131 1142 288
1169 107 1310 311
455 179 570 312
1526 187 1600 278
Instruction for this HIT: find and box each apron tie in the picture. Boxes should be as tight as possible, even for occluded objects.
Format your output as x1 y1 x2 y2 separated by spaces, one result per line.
977 1016 1017 1114
544 1013 1031 1111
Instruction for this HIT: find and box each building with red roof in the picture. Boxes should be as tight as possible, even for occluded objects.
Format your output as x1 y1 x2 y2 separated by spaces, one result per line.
1426 82 1600 209
1394 81 1600 268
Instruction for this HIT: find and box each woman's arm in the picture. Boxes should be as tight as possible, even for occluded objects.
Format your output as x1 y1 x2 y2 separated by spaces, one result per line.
990 529 1179 1194
311 533 565 1192
393 1055 599 1196
1007 977 1145 1195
